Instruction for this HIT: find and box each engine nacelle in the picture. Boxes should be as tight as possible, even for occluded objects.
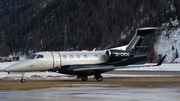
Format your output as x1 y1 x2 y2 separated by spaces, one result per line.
105 50 134 62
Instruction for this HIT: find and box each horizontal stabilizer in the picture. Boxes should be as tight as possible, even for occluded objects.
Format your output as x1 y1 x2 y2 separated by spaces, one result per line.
139 27 175 31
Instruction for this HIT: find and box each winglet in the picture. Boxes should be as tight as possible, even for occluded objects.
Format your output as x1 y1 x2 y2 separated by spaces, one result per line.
156 55 166 66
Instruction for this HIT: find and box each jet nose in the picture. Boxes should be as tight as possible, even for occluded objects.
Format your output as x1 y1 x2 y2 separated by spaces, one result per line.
5 65 19 72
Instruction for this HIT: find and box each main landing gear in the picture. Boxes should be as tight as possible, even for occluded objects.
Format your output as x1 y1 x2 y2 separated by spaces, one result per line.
81 76 88 81
78 70 103 82
80 75 103 82
96 76 103 82
21 74 26 83
94 70 103 82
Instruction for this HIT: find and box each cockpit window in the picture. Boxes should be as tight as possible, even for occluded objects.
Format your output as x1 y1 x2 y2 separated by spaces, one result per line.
27 54 37 59
37 55 44 59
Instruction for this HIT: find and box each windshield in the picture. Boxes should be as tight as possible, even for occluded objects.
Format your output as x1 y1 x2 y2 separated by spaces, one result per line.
27 54 37 59
37 55 44 59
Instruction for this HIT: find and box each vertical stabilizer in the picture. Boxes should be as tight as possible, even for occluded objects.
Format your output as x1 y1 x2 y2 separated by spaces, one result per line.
126 27 158 53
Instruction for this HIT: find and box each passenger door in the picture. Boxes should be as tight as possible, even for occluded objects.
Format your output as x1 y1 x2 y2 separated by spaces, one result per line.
51 52 61 70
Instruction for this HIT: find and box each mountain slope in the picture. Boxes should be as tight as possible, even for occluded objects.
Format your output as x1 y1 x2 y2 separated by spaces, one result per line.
0 0 180 62
155 19 180 63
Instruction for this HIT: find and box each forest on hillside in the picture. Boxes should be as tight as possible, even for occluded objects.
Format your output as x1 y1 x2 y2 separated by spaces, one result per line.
0 0 180 62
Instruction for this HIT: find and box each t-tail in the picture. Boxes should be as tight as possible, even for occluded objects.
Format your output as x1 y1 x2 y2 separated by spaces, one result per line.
126 27 157 53
110 27 165 65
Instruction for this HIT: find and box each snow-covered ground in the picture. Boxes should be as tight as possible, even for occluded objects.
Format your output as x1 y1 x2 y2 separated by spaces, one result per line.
116 63 180 71
154 18 180 63
0 61 180 80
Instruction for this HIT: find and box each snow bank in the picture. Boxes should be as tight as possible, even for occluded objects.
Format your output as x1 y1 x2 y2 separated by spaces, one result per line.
116 63 180 71
1 62 180 72
0 61 18 70
0 62 180 80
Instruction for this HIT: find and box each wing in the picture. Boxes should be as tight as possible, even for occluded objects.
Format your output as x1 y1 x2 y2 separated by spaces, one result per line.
73 55 166 72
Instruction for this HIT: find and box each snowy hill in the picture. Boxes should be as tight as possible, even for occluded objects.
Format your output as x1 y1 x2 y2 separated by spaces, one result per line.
154 19 180 63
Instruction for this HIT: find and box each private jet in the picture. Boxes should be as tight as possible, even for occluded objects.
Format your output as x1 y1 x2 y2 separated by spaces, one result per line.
4 27 166 83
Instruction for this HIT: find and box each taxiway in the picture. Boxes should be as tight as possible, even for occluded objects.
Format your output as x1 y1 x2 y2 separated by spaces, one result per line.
1 70 180 101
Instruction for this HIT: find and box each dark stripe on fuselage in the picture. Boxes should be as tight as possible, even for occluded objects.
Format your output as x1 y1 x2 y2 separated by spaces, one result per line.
58 52 62 68
51 52 54 69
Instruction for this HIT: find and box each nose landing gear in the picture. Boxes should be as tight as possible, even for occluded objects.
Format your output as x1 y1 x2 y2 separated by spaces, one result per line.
21 74 26 83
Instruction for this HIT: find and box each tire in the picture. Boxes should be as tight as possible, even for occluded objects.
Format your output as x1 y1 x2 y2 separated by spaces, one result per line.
96 76 103 82
21 78 26 83
81 76 88 81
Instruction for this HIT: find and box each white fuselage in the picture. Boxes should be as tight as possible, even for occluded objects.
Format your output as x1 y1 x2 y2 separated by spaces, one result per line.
60 51 108 65
5 51 109 72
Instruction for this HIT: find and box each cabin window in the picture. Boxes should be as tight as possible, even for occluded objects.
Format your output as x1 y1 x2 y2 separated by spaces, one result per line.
84 55 87 58
63 55 67 59
37 55 44 59
27 54 37 59
94 54 98 58
70 55 73 59
76 55 80 58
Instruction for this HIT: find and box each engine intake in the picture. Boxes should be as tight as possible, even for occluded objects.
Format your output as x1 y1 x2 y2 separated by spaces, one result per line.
105 50 134 62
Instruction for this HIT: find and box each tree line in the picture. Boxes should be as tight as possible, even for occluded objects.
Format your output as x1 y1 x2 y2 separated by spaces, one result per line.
0 0 179 62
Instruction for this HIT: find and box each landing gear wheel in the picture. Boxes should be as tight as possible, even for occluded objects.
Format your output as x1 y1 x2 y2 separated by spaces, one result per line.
21 78 26 83
21 74 26 83
81 76 88 81
96 76 103 82
94 70 103 82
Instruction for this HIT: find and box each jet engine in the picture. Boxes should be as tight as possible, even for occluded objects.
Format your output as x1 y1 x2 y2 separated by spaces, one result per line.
105 50 134 62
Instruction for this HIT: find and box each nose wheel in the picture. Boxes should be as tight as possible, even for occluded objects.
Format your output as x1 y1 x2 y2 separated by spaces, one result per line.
21 78 26 83
21 74 26 83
